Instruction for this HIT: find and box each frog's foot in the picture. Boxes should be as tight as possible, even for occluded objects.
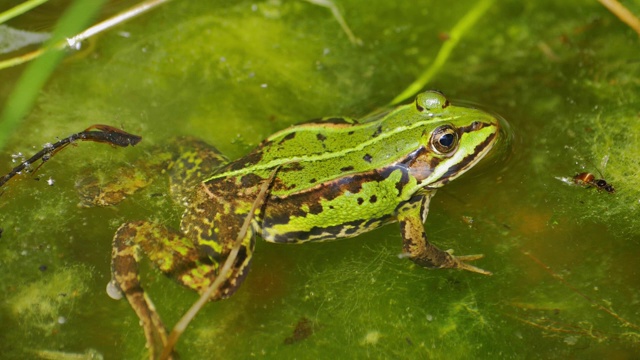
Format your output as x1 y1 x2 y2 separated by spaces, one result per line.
443 251 492 276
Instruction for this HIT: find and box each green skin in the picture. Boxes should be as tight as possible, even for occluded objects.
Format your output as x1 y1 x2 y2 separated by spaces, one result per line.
101 91 500 358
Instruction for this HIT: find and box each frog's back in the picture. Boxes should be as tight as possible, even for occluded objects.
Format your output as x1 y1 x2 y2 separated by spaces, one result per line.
210 111 427 198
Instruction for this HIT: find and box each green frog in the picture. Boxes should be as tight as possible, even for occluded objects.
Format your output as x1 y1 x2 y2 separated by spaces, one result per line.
101 90 501 358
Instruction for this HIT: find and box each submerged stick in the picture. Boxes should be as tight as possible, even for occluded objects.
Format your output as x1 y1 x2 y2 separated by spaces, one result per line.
598 0 640 37
0 124 141 187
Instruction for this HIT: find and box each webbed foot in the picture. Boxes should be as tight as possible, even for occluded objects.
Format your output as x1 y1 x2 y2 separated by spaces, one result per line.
443 251 492 276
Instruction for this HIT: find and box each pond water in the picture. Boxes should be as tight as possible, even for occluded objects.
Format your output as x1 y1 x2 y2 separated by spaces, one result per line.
1 0 639 359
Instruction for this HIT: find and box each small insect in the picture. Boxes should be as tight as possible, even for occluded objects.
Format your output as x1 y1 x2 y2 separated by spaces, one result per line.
556 149 615 194
572 172 615 193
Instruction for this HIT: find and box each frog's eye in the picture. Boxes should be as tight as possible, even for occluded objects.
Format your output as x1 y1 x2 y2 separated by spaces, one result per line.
430 125 458 154
415 90 450 112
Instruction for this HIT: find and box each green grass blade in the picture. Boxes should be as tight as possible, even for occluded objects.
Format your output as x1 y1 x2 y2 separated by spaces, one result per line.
0 0 49 25
0 0 107 150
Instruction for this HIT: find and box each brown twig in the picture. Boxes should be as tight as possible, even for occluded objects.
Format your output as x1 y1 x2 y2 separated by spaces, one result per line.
598 0 640 37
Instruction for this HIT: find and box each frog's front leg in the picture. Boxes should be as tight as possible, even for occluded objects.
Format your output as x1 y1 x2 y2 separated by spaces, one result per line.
108 219 255 359
396 194 492 275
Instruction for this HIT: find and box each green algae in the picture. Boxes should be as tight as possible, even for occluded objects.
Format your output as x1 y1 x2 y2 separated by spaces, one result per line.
8 266 90 333
1 0 640 359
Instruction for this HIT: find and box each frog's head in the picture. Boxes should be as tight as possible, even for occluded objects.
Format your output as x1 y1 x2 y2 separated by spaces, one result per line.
407 90 501 189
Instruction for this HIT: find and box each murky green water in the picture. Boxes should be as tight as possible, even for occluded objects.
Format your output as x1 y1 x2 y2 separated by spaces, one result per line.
1 0 639 359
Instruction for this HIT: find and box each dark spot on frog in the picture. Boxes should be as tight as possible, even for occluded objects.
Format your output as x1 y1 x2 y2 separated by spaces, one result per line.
39 264 47 272
278 132 296 145
369 195 377 203
308 202 323 215
240 173 263 188
343 225 361 236
363 154 373 163
284 317 314 345
395 181 404 196
309 178 317 184
372 126 382 137
316 133 326 141
280 162 304 172
340 165 354 172
357 197 364 205
225 151 263 172
348 131 355 135
314 117 351 125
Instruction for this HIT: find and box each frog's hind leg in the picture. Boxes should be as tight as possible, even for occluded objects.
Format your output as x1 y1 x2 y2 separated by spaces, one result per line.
109 219 254 359
109 221 215 359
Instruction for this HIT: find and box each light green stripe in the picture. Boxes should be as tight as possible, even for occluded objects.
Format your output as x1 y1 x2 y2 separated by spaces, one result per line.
205 113 457 181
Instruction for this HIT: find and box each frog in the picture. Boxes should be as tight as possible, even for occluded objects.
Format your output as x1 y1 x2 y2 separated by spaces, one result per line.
97 90 501 359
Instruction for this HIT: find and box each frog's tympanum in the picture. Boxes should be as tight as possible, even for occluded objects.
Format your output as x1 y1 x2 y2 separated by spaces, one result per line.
101 91 500 357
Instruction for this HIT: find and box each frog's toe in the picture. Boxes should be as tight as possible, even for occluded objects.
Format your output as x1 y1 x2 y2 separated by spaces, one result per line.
453 254 485 261
446 251 492 275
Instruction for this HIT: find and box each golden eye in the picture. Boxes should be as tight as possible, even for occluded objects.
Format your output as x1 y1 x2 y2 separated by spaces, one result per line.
430 126 458 154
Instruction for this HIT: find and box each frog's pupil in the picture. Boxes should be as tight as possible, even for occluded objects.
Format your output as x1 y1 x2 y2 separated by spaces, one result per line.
439 133 454 147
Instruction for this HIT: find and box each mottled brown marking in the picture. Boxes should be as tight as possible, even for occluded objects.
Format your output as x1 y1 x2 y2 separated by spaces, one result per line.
241 173 264 188
308 202 323 215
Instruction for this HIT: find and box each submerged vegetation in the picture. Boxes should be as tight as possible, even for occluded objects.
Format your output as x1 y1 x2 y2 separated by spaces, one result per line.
1 0 639 359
